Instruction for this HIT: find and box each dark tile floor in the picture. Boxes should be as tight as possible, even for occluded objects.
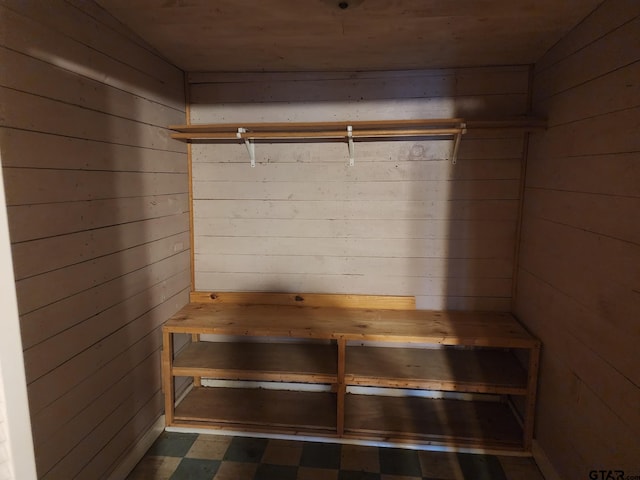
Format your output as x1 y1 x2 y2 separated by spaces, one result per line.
127 432 545 480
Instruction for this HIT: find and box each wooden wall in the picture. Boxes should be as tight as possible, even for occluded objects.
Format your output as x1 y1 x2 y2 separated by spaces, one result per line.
189 68 530 310
0 1 189 478
515 0 640 476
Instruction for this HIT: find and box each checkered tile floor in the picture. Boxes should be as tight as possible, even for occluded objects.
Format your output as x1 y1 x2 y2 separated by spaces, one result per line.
127 432 544 480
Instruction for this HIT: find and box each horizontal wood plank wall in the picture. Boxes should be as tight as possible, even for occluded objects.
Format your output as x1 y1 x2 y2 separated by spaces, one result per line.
515 0 640 477
0 1 189 478
189 67 529 310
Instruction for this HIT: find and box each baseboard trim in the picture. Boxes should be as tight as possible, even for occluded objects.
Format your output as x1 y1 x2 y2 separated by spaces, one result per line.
107 415 165 480
532 440 563 480
165 425 532 457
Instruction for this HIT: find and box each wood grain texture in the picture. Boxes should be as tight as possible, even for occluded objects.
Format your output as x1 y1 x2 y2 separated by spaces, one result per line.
195 217 517 240
174 387 337 432
345 394 523 450
193 273 512 298
0 128 187 173
0 47 183 128
15 235 189 315
192 158 522 181
43 389 164 480
172 118 467 131
162 298 539 450
0 4 184 110
33 351 161 475
29 328 164 447
190 138 524 164
194 199 519 221
190 96 527 124
19 254 189 350
192 179 520 202
346 346 528 394
75 390 164 480
27 289 189 417
194 255 514 278
188 68 529 98
11 213 189 281
95 0 600 71
189 68 527 308
515 1 640 477
1 0 182 85
533 15 640 102
23 268 190 383
0 2 188 478
173 342 338 383
534 0 640 73
4 169 187 206
190 291 416 310
530 352 638 474
164 303 538 348
7 194 189 243
0 86 180 152
415 296 512 311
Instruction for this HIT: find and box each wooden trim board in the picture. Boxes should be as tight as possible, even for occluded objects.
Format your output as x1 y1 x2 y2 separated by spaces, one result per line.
170 118 465 132
106 415 165 480
532 440 563 480
169 117 545 134
189 291 416 310
162 330 174 426
184 71 195 293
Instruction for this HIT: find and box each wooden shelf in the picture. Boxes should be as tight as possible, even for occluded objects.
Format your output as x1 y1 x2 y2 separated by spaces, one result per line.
173 342 337 384
162 294 540 452
170 118 464 133
169 117 546 141
346 346 528 395
168 118 544 166
345 394 523 450
165 303 537 348
174 387 337 434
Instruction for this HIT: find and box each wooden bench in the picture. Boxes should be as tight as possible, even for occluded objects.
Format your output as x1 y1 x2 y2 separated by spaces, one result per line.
162 292 540 452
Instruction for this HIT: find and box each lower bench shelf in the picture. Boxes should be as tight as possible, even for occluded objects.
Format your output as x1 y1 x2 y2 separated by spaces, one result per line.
346 346 527 394
162 293 540 453
345 394 523 451
173 342 338 384
174 387 337 435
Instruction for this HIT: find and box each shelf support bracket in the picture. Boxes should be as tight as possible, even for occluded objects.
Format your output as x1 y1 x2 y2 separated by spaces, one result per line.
347 125 354 166
237 128 256 167
451 123 467 165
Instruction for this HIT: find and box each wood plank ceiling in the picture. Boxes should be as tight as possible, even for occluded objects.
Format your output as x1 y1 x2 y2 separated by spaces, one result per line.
96 0 603 72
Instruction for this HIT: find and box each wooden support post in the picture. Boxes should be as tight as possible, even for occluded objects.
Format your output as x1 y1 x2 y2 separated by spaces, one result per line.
184 72 196 293
337 338 346 437
523 343 541 450
163 329 175 426
191 333 202 387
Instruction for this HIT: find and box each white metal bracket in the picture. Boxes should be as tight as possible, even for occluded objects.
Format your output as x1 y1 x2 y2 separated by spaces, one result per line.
451 123 467 165
237 127 256 167
347 125 354 166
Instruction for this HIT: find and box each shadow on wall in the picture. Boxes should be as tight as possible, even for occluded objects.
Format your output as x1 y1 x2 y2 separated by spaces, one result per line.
399 68 529 459
0 3 189 477
439 74 528 454
186 66 532 472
